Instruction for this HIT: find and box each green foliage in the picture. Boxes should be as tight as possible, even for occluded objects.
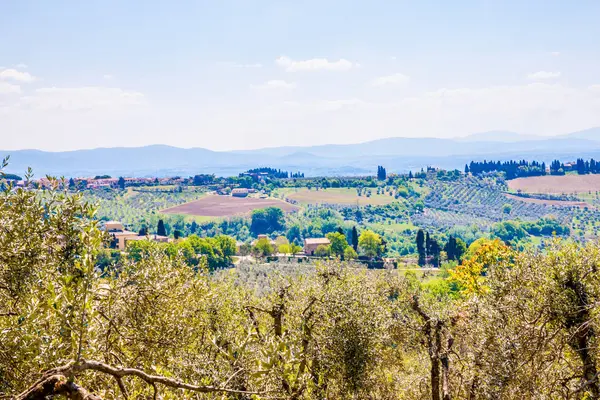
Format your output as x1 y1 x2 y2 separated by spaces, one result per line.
314 244 331 257
252 237 274 257
416 229 426 266
125 233 234 270
250 207 285 235
6 175 600 399
445 236 467 262
343 246 358 260
358 230 383 258
522 216 570 236
326 231 349 257
95 249 121 271
491 221 528 243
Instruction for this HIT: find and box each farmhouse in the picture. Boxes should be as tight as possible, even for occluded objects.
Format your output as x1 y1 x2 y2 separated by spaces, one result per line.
103 221 139 250
103 221 171 250
304 238 331 256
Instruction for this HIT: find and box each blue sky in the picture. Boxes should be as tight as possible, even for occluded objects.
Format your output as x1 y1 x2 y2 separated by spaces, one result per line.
1 0 600 151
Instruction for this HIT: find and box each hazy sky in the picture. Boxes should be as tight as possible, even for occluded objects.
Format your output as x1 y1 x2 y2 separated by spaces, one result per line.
1 0 600 151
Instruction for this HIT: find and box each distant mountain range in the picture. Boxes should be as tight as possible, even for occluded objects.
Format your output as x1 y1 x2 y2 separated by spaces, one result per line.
2 127 600 178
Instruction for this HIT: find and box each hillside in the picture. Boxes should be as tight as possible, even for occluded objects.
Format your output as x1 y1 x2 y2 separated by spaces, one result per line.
3 128 600 177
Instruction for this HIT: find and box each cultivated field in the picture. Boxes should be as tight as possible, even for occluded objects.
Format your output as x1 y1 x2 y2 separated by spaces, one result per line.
508 175 600 194
504 193 589 208
276 188 398 206
161 195 299 217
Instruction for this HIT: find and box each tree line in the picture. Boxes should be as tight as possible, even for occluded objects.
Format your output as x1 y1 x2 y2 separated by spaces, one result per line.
466 160 547 179
242 167 304 179
467 157 600 179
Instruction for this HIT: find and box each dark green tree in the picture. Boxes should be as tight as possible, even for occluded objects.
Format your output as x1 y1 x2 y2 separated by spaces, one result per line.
286 224 302 244
377 166 387 181
416 230 426 267
351 226 359 251
250 207 285 235
190 220 199 235
157 219 167 236
430 239 441 268
425 232 432 256
118 177 125 190
445 236 466 262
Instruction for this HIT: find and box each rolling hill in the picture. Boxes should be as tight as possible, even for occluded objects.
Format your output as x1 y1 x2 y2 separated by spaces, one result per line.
3 128 600 177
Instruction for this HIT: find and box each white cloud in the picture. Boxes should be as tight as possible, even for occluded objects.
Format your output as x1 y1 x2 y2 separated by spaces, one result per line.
589 84 600 92
15 63 28 69
0 68 36 83
0 82 21 94
276 56 356 72
103 74 114 80
550 52 560 57
527 71 561 80
372 73 410 87
253 80 297 90
18 87 145 111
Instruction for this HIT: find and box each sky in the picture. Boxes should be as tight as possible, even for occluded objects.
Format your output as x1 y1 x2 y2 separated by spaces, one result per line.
1 0 600 152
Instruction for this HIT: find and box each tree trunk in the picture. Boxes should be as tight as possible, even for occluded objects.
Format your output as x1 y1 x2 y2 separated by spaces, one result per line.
441 352 451 400
17 375 103 400
429 321 441 400
430 354 441 400
564 278 600 398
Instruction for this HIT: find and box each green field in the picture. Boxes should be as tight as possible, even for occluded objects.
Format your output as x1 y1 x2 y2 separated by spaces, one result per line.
275 187 401 206
367 221 416 233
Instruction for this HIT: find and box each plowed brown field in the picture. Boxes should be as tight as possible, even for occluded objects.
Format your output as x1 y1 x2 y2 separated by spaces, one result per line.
508 175 600 194
161 195 299 217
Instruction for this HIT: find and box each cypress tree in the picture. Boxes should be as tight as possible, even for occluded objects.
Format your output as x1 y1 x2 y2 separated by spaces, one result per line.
351 226 359 251
157 219 166 236
416 230 426 267
430 239 441 268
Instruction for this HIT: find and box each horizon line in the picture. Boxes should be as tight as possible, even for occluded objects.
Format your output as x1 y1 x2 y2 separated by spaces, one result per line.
2 128 597 154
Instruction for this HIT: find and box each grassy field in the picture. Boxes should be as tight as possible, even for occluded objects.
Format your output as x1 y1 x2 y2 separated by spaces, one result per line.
508 175 600 194
161 194 299 217
275 187 400 206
